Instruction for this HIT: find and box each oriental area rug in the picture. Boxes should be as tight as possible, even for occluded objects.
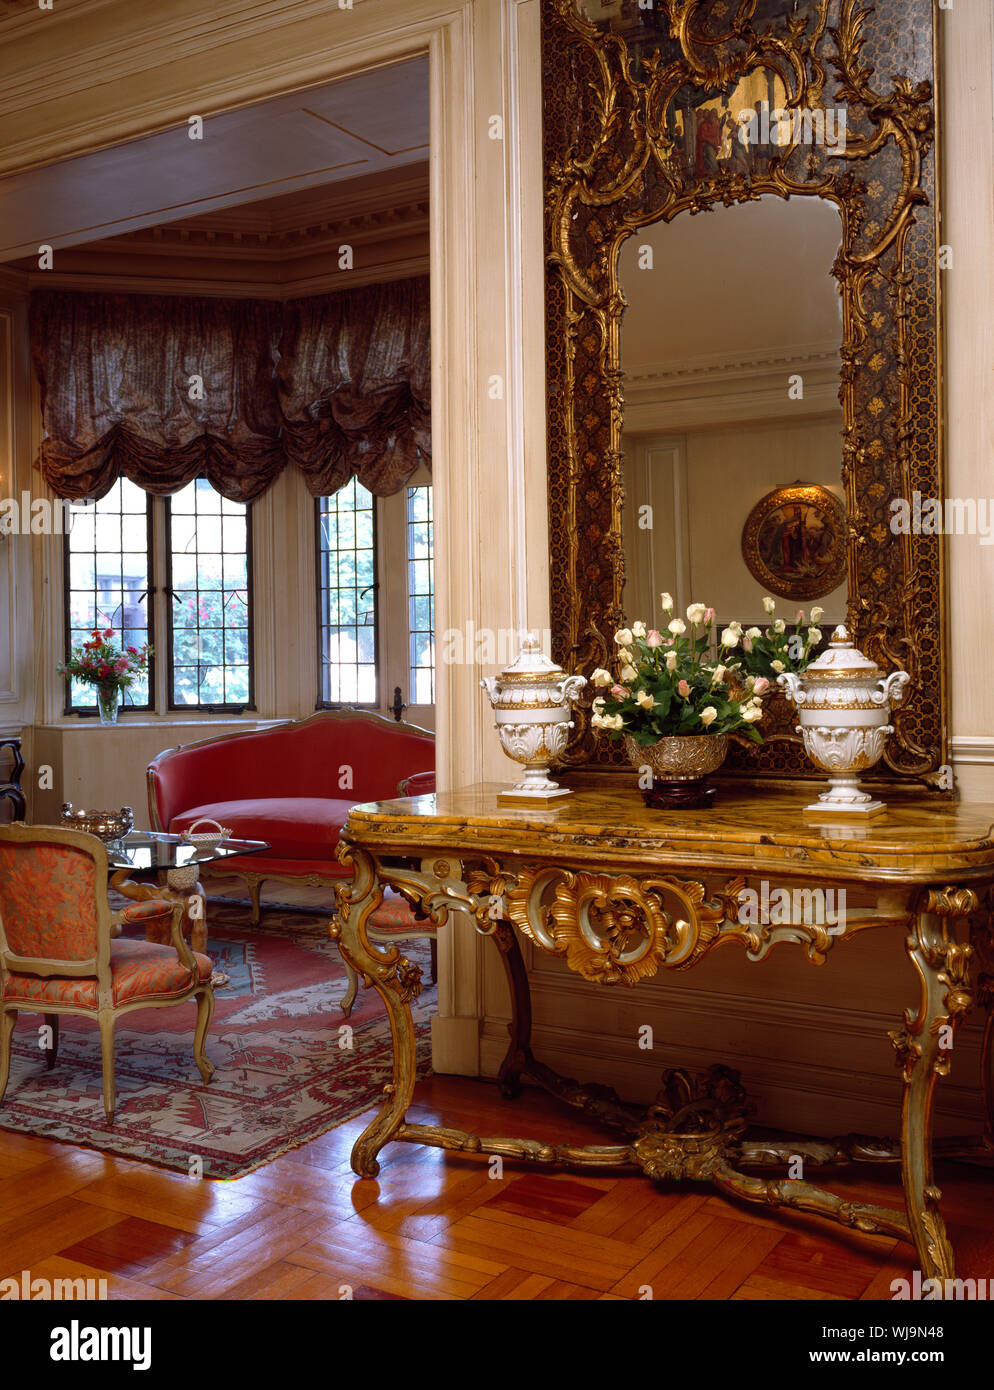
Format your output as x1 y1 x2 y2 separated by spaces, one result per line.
0 896 435 1179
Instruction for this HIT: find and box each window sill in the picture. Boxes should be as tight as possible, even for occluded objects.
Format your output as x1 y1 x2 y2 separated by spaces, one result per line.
36 717 284 731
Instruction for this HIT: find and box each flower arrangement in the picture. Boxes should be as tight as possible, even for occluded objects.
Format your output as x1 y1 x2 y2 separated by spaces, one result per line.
59 629 152 700
588 595 768 745
726 596 824 681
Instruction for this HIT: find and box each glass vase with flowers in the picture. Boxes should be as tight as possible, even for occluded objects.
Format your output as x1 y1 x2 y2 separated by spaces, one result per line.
58 628 152 725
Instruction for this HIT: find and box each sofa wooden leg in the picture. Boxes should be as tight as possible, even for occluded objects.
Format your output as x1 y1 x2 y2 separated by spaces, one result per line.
245 875 264 925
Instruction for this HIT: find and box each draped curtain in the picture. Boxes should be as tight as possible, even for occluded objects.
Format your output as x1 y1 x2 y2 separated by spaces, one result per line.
30 278 431 502
279 277 430 496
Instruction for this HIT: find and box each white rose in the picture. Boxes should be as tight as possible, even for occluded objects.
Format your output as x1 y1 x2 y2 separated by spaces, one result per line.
614 628 633 647
772 619 785 634
810 607 824 624
808 627 822 643
591 668 613 687
741 705 763 722
635 690 654 710
592 696 606 711
668 618 686 635
771 659 785 673
763 596 776 614
745 627 761 640
620 664 638 683
608 714 625 731
631 620 647 638
618 648 635 666
720 628 740 648
711 663 726 683
686 603 707 625
699 706 718 727
665 651 678 671
591 712 604 729
659 592 674 613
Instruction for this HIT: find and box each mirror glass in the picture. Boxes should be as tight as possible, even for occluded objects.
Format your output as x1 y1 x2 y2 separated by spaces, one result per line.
620 194 845 643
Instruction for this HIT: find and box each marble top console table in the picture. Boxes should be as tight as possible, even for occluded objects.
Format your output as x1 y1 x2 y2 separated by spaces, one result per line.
330 784 994 1281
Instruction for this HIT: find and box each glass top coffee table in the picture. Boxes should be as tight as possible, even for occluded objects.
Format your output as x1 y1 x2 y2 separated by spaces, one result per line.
108 831 270 980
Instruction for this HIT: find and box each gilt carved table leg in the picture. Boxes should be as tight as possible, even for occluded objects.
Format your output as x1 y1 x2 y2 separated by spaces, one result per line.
890 888 975 1282
331 845 423 1179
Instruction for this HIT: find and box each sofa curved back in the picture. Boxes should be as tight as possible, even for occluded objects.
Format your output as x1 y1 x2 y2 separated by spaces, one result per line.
148 712 435 831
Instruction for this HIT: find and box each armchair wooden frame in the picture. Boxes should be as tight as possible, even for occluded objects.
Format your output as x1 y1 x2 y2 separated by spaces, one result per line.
0 824 215 1123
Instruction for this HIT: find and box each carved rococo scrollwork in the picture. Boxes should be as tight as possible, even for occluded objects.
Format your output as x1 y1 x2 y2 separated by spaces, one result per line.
502 862 856 984
889 886 976 1083
543 0 945 787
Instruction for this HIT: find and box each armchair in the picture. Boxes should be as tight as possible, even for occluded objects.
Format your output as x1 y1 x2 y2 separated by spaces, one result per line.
0 825 215 1122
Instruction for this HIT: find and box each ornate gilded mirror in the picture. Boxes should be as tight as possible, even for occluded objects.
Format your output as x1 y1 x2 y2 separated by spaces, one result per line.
543 0 947 792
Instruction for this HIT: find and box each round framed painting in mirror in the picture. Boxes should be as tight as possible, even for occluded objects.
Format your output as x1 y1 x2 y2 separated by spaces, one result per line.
740 483 846 603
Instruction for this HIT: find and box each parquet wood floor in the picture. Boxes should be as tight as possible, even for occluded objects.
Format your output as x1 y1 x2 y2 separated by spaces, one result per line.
2 1074 993 1301
2 878 991 1301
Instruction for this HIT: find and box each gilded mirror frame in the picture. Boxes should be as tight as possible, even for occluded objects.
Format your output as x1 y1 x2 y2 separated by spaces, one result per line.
543 0 948 792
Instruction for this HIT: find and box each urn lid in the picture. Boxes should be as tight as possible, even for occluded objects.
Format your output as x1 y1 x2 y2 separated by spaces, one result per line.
494 634 565 684
802 625 880 680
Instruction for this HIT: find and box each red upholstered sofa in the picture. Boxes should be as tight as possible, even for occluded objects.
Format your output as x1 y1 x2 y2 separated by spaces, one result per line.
146 710 435 922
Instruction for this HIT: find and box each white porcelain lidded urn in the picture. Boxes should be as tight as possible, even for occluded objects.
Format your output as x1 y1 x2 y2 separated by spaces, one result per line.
777 625 909 817
480 635 587 805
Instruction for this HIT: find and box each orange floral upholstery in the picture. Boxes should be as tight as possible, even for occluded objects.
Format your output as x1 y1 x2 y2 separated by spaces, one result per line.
0 840 100 960
1 826 216 1124
368 889 429 935
2 938 213 1008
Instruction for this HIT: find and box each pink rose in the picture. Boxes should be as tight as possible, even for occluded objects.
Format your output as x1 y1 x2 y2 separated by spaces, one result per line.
646 630 663 647
610 684 629 699
796 611 806 625
704 608 716 624
677 679 690 697
742 636 753 653
752 676 770 695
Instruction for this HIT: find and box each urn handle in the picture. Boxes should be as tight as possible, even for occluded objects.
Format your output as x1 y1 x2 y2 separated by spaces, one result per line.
776 671 804 705
480 675 498 705
555 674 588 704
877 670 910 708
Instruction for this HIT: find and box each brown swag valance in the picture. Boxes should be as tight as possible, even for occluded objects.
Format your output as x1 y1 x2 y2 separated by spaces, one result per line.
30 278 431 502
278 278 430 497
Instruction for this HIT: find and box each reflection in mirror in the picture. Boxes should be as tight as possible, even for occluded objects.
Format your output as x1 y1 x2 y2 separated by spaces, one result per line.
620 195 844 650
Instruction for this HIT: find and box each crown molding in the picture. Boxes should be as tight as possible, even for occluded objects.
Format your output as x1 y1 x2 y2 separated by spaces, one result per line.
623 340 842 431
113 194 429 259
625 339 841 387
22 257 429 301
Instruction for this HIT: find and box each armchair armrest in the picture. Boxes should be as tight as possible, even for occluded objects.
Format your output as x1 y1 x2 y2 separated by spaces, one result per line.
167 901 197 973
109 898 197 973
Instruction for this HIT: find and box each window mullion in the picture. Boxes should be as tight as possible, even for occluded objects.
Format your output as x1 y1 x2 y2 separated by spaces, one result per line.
153 495 169 716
